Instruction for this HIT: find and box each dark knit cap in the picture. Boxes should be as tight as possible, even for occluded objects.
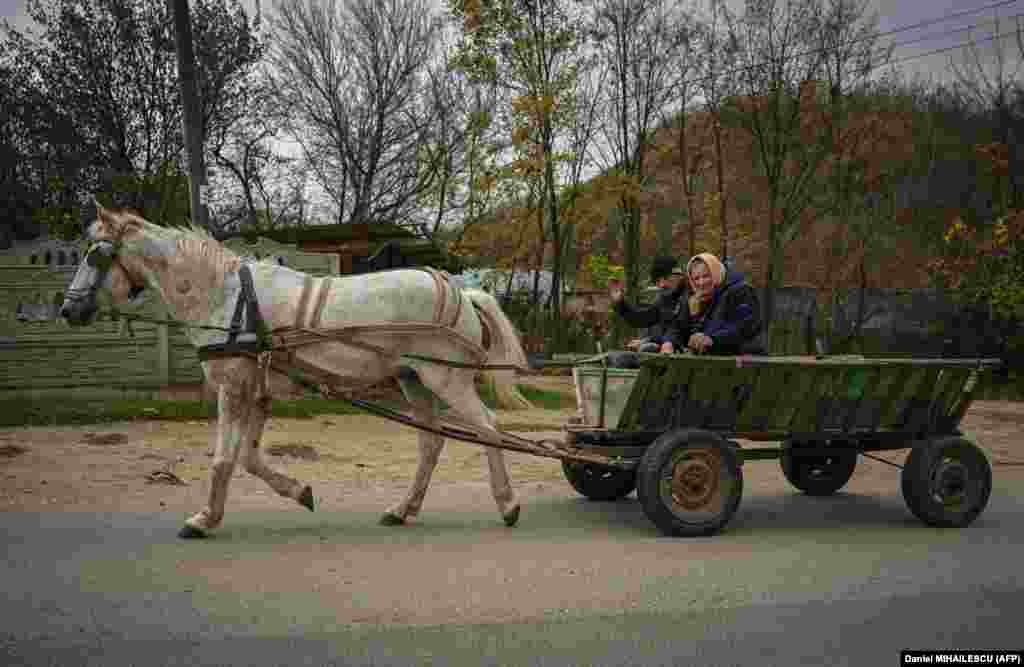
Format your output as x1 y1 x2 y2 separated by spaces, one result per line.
650 256 682 283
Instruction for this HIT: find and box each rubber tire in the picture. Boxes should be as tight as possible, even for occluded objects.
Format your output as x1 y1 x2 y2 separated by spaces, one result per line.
780 442 858 496
636 429 743 537
901 437 992 528
561 461 637 501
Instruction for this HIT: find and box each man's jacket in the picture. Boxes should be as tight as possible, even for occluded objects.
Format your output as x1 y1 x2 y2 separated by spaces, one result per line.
613 283 687 341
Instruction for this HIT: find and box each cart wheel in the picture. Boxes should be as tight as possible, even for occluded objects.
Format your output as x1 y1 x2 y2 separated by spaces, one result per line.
636 429 743 537
901 437 992 528
561 461 636 501
780 442 858 496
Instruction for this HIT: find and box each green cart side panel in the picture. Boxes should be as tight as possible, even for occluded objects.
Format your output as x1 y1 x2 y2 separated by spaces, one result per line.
574 354 1000 440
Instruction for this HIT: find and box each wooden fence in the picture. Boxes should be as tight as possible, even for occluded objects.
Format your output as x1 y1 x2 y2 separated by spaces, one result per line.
0 238 336 399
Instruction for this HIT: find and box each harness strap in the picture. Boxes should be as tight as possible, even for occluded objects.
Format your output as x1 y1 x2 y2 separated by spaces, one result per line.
197 264 268 361
310 277 333 330
294 275 315 330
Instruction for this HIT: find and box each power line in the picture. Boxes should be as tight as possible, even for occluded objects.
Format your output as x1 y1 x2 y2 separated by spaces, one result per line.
645 0 1024 99
885 11 1024 55
877 24 1023 72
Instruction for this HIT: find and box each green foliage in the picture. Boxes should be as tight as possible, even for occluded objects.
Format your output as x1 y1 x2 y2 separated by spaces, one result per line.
475 381 576 410
1 0 261 232
583 254 623 289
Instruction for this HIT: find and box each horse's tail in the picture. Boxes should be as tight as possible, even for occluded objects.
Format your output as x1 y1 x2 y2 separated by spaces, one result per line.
464 289 533 410
464 289 530 372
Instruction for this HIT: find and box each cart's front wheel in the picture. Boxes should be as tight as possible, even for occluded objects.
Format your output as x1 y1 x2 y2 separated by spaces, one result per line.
901 437 992 528
780 442 858 496
561 461 636 501
636 429 743 537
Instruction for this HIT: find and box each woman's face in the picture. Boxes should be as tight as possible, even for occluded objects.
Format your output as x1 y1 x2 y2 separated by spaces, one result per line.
690 261 714 298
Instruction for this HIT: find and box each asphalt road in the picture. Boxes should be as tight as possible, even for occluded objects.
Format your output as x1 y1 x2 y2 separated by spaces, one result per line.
3 475 1024 667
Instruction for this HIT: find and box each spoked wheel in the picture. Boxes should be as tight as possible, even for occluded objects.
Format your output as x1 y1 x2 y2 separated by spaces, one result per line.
561 461 637 501
780 441 858 496
901 437 992 528
636 429 743 537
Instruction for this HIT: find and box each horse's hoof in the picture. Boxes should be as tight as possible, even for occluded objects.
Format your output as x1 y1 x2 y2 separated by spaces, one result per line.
503 505 521 527
379 512 405 526
298 486 315 512
178 525 207 539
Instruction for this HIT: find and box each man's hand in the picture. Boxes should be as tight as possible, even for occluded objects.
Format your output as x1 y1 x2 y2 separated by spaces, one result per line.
687 333 713 354
625 338 643 351
659 341 675 354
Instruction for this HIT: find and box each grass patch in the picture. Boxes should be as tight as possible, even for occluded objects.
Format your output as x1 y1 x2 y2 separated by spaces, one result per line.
0 396 364 428
475 382 576 411
0 385 574 428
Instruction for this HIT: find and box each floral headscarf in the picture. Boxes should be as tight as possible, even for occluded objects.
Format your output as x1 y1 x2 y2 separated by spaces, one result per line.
687 252 725 316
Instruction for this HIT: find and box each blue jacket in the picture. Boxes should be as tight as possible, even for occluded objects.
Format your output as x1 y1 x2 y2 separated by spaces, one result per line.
666 269 763 355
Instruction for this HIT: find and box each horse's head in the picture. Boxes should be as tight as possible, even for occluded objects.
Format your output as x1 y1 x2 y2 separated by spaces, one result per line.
60 199 149 326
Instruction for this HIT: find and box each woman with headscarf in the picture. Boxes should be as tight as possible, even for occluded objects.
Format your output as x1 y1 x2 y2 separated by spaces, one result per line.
662 253 763 355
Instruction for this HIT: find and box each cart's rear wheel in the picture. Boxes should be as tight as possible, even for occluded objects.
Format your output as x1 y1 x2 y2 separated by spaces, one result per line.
561 461 636 501
901 437 992 528
636 429 743 537
780 441 858 496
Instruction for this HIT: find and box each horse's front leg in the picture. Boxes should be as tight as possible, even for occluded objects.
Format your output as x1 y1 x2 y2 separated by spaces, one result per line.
241 393 314 511
381 396 444 526
179 383 251 539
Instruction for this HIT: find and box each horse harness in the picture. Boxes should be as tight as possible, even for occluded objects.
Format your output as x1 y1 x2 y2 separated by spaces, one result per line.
194 265 493 384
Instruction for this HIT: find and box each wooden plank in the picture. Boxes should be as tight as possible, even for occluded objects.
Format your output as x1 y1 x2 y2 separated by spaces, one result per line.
702 362 742 429
617 364 657 430
666 362 697 428
769 366 814 431
845 366 884 431
652 357 696 428
902 367 941 432
947 368 984 426
733 366 765 430
875 367 923 429
810 365 850 432
934 369 970 417
790 366 834 432
740 365 793 432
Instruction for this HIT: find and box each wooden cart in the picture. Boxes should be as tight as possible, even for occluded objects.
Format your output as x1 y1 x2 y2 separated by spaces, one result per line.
563 354 1002 537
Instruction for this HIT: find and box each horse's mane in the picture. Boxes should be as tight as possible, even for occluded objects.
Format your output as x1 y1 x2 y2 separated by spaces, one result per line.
113 209 242 284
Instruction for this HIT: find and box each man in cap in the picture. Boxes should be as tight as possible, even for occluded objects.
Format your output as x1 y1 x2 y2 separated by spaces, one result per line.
606 256 687 367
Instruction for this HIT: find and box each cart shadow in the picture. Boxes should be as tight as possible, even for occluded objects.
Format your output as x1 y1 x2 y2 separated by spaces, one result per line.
530 490 971 539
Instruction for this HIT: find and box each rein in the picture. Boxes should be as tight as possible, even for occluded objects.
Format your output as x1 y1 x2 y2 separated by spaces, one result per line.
91 306 599 371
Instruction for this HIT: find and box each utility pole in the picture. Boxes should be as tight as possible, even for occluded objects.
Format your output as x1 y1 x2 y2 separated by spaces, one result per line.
169 0 210 232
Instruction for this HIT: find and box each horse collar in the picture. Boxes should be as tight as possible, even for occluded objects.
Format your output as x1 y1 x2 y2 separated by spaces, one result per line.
196 263 270 361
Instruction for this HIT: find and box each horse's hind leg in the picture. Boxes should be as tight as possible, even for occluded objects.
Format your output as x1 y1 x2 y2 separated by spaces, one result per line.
418 366 520 527
241 393 314 512
180 382 250 539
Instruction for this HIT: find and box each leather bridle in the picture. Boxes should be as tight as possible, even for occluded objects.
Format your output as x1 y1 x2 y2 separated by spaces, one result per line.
64 237 146 306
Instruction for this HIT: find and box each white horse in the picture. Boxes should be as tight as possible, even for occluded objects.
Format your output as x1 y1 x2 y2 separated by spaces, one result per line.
60 203 530 539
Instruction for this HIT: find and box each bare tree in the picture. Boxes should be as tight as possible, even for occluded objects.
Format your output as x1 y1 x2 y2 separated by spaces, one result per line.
591 0 687 298
725 0 832 343
696 0 740 261
951 14 1024 210
267 0 443 228
559 53 605 289
664 14 706 261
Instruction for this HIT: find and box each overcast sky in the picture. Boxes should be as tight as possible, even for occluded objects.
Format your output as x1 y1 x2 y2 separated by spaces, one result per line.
2 0 1021 84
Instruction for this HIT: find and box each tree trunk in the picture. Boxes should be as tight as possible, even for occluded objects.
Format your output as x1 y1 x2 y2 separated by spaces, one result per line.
714 117 728 260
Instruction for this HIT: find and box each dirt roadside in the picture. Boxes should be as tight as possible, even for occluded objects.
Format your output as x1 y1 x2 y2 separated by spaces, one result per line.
1 376 1022 514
